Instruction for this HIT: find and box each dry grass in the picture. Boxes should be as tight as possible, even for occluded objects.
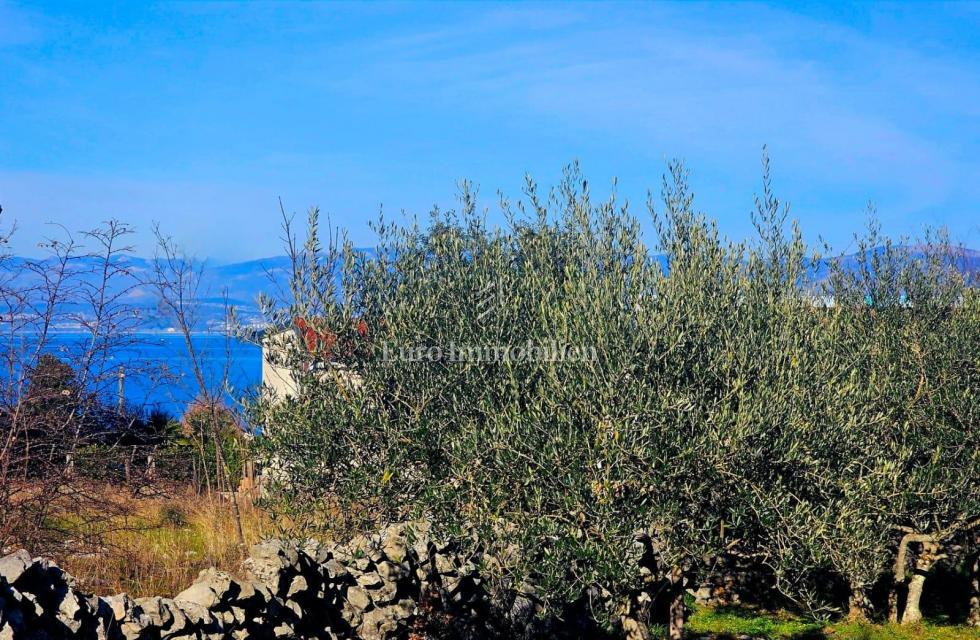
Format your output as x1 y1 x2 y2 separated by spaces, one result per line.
45 485 275 597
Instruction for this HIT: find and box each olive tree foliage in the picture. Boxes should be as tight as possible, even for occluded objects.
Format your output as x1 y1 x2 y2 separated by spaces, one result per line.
252 160 979 630
728 208 980 620
821 222 980 623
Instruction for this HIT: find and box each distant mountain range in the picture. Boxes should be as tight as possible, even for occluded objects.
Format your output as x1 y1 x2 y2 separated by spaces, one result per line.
4 246 978 330
812 246 980 284
0 254 298 330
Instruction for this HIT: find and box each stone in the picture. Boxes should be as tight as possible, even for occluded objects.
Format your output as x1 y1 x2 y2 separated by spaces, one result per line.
284 598 303 618
323 559 348 580
243 580 273 608
175 568 238 608
355 571 383 589
33 557 77 590
0 551 32 585
19 591 41 618
341 605 363 627
407 522 433 558
103 594 132 621
0 589 26 638
346 585 371 611
392 598 416 620
370 580 398 606
164 607 190 636
376 561 401 582
508 588 537 628
174 600 212 626
235 578 257 602
302 539 332 564
434 553 456 575
380 524 410 563
621 615 649 640
347 534 373 557
229 605 246 624
359 606 402 640
55 587 85 632
442 574 464 595
120 620 147 640
244 540 298 594
285 574 308 598
0 523 501 640
134 596 175 629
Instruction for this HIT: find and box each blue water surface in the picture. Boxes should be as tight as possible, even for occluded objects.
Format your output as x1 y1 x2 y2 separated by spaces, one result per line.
42 332 262 418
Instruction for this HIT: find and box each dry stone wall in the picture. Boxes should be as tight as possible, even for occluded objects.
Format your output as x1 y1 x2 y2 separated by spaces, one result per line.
0 523 499 640
1 524 776 640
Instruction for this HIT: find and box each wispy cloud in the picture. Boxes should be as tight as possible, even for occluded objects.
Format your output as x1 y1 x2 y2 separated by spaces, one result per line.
1 2 978 258
317 3 978 233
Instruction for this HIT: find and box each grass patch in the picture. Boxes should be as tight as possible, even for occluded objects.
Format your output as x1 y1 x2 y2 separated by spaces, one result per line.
683 606 979 640
39 485 274 597
686 605 824 638
827 621 980 640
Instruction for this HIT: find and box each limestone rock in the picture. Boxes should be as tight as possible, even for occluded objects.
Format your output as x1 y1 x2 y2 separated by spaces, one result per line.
346 585 371 611
175 568 239 609
0 552 31 586
243 540 299 595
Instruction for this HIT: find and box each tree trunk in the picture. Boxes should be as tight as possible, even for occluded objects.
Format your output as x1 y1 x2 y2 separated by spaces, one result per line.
621 615 650 640
229 488 247 550
847 583 869 621
667 568 686 640
902 539 940 625
209 408 245 551
969 549 979 627
197 434 211 497
887 583 900 623
903 573 926 625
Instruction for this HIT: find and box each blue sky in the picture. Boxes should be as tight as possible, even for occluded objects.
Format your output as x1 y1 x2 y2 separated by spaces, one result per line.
1 1 979 260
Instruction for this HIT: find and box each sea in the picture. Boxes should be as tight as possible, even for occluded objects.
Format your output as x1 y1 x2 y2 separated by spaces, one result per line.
42 332 262 418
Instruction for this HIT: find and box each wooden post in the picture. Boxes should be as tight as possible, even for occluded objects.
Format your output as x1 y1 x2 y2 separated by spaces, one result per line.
117 366 125 415
146 448 156 481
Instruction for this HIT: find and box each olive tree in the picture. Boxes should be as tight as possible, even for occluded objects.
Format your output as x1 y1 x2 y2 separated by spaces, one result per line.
253 160 979 636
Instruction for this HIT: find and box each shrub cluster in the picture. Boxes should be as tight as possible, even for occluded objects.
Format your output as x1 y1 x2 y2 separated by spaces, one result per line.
253 159 979 636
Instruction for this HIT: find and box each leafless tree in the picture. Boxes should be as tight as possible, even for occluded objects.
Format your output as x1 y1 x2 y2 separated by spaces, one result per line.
145 224 247 549
0 215 155 553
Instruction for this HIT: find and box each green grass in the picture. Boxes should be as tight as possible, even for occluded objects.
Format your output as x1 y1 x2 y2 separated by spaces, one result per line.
682 606 979 640
685 606 824 639
827 621 980 640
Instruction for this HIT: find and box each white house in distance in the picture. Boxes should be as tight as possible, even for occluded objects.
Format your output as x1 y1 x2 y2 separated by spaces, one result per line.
260 327 363 401
261 329 301 400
